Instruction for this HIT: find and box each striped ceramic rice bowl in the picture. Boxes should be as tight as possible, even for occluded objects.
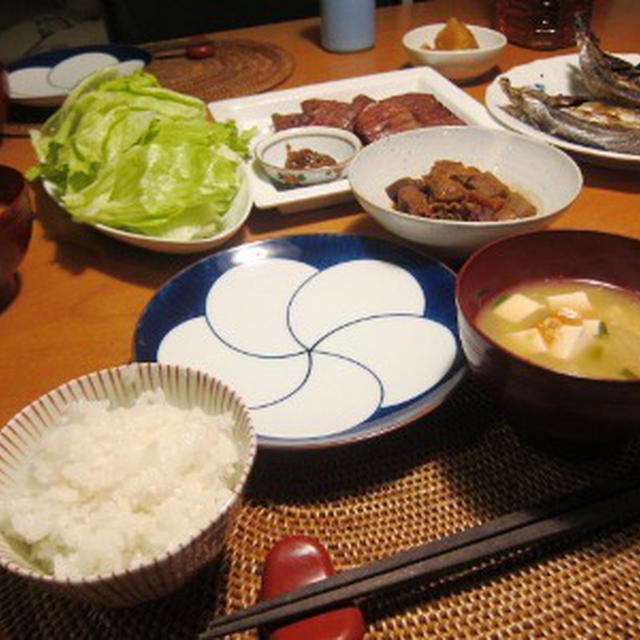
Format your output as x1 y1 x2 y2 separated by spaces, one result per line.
0 362 256 607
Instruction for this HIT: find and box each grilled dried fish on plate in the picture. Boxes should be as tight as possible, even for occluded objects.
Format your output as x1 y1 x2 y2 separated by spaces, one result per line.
499 77 640 155
576 15 640 108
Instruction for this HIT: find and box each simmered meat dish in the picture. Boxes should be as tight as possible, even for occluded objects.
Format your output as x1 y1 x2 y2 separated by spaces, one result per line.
386 160 537 221
272 92 465 144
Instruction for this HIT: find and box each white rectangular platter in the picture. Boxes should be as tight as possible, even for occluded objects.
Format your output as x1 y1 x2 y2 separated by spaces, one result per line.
208 67 500 214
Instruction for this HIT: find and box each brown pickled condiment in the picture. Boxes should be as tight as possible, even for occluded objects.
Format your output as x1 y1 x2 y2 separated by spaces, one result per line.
285 145 338 170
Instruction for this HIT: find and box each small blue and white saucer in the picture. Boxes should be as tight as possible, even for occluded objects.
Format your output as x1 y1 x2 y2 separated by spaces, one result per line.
135 233 467 450
7 44 150 106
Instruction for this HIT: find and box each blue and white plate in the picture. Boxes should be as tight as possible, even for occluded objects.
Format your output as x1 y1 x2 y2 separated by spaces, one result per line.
134 234 466 450
8 44 150 106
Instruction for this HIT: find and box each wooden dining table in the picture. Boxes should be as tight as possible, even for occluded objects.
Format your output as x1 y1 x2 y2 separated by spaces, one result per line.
1 1 640 638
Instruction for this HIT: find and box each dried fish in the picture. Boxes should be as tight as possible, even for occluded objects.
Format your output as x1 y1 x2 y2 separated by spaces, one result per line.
499 78 640 155
576 15 640 108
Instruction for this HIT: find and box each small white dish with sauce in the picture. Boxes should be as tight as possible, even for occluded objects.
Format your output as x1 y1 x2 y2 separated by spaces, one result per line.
254 126 362 188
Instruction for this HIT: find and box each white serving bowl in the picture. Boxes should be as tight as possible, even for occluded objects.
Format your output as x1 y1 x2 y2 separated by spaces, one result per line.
403 24 507 82
0 362 257 608
348 127 583 260
44 165 253 255
254 126 362 187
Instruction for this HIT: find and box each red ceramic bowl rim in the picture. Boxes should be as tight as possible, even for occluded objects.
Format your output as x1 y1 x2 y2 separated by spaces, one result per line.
0 165 28 211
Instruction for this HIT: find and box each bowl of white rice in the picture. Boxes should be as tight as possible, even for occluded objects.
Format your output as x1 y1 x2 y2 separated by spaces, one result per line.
0 362 257 607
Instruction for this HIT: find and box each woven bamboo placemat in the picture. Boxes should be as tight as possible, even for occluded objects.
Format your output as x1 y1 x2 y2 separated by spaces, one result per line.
145 39 295 103
2 377 640 638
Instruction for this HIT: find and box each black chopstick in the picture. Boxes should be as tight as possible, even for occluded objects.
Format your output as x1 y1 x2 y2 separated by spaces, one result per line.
199 479 640 638
142 37 213 54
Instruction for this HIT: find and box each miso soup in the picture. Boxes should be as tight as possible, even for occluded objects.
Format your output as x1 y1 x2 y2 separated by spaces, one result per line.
477 279 640 380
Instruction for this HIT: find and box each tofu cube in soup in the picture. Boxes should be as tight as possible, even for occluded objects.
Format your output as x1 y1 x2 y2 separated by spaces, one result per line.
546 291 592 313
505 328 548 354
493 293 544 323
547 324 594 360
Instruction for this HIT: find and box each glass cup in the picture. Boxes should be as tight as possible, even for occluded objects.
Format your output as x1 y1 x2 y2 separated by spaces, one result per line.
320 0 376 52
494 0 594 50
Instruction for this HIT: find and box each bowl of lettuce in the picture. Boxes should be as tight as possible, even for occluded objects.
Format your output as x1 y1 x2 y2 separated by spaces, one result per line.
28 68 254 253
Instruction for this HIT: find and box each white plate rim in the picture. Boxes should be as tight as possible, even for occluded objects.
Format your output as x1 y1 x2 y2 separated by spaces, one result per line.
485 53 640 168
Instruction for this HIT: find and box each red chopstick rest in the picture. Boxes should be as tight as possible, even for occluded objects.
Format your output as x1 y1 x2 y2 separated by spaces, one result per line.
186 42 215 59
260 535 365 640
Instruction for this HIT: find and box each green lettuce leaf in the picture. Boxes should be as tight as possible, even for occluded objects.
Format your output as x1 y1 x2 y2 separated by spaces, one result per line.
28 68 253 240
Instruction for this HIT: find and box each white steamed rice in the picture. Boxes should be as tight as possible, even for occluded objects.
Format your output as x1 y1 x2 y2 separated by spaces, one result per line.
0 389 240 580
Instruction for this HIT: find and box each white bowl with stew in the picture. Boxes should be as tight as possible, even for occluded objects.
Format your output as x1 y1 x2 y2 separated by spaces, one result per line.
254 126 362 187
348 126 583 261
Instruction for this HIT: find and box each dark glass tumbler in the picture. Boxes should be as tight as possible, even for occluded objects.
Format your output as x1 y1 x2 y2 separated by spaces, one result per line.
495 0 594 49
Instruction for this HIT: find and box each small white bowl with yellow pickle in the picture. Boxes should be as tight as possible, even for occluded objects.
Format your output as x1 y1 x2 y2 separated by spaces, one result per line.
403 19 507 82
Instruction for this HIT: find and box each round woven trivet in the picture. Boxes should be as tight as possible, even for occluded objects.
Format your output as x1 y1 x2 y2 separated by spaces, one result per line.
2 378 640 638
145 39 295 103
2 39 293 138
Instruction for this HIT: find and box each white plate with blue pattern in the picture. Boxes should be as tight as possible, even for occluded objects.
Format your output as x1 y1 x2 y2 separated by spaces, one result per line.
8 44 150 106
134 234 466 449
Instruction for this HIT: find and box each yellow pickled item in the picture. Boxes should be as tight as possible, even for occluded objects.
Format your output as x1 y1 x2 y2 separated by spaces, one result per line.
434 17 479 50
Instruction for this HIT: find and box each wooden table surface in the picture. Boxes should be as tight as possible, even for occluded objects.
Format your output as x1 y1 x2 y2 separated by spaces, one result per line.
1 0 638 426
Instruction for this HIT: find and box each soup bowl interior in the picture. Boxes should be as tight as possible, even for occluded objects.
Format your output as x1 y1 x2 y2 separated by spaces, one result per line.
456 229 640 443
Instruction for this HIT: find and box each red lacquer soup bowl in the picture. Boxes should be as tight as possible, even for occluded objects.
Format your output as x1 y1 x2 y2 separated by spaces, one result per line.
0 63 7 136
455 229 640 443
0 165 33 310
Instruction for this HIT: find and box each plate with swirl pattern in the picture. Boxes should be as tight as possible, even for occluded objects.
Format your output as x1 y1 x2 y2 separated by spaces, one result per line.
134 234 466 449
